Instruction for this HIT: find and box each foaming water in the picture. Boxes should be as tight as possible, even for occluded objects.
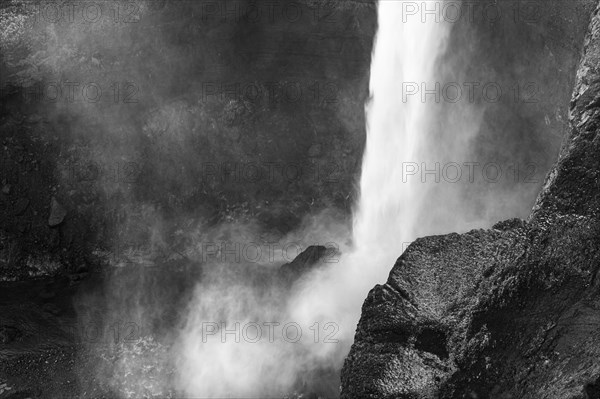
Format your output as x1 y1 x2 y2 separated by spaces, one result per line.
286 0 454 383
176 2 454 397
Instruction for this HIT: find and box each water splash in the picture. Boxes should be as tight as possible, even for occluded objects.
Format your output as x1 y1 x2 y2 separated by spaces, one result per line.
177 2 456 397
287 0 454 381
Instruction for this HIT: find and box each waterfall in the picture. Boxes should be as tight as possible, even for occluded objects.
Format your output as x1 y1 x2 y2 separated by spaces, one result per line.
289 0 455 332
177 2 458 397
353 0 452 270
287 0 456 389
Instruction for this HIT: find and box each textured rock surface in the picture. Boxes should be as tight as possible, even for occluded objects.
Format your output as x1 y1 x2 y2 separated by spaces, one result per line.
279 244 334 283
341 3 600 398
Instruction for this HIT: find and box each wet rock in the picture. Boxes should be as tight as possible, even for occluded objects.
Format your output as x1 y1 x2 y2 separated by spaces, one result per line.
279 245 336 283
68 272 88 284
585 376 600 399
48 197 66 227
308 144 322 157
0 326 22 344
75 264 88 274
38 287 56 300
12 198 29 216
492 218 526 231
42 303 61 316
49 229 60 249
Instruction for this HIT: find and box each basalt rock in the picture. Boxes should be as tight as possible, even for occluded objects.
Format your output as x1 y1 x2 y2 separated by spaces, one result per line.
279 245 336 284
341 3 600 398
47 197 66 227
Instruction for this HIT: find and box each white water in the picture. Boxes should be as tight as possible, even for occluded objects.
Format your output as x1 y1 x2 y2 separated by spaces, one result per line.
353 0 452 267
286 0 454 382
176 1 455 397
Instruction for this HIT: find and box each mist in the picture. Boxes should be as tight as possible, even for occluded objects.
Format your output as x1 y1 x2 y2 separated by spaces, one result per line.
1 0 594 397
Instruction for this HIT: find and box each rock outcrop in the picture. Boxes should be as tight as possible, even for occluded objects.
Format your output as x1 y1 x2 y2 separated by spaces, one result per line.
279 245 334 284
341 3 600 398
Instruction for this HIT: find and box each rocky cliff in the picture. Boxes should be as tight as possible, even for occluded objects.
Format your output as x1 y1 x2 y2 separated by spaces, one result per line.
0 0 377 278
341 3 600 398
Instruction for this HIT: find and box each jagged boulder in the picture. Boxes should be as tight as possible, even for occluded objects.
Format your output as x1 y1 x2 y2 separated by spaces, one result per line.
341 3 600 398
48 197 67 227
279 245 336 284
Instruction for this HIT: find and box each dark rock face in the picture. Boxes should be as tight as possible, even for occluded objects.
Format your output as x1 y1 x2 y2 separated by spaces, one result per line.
341 3 600 398
47 197 67 227
0 0 376 278
279 244 332 282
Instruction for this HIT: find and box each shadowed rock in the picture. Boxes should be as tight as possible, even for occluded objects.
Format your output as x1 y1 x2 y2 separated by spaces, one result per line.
279 245 337 284
48 197 66 227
